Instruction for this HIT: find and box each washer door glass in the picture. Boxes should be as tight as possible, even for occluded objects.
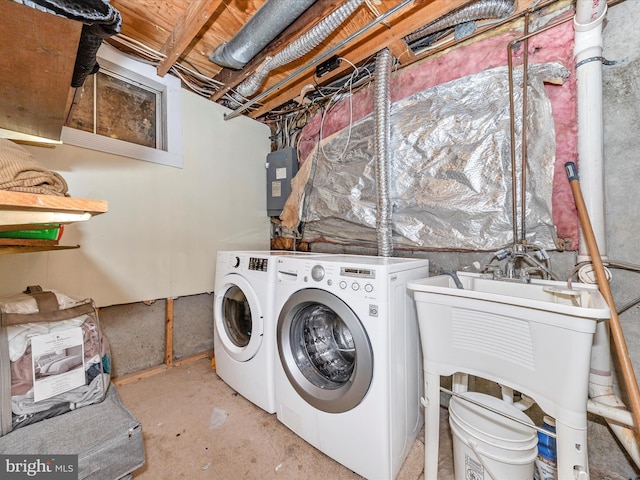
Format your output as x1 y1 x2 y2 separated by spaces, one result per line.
215 274 263 362
277 288 373 413
222 285 252 347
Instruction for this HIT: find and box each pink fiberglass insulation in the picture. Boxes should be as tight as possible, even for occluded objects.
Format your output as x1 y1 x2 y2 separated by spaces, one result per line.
297 17 579 250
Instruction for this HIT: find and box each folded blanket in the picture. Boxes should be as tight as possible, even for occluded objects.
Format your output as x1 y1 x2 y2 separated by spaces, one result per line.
0 139 68 196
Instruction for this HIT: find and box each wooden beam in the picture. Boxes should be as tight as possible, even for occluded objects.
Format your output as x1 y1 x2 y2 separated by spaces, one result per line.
112 350 214 386
360 3 415 64
387 39 415 65
165 298 174 366
173 350 213 367
157 0 225 77
249 0 472 118
248 0 530 119
112 364 168 386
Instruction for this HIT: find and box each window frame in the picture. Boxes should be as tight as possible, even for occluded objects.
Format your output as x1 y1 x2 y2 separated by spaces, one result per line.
61 43 183 168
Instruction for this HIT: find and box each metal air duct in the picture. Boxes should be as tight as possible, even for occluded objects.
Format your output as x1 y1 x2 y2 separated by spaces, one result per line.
209 0 318 70
234 0 364 100
374 48 394 257
404 0 516 46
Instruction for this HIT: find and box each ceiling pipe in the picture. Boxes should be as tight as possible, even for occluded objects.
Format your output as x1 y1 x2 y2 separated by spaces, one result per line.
209 0 318 70
224 0 416 120
404 0 516 46
233 0 364 101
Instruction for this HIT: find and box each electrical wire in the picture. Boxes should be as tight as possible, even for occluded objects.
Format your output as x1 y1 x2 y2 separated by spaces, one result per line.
318 64 356 162
107 34 225 99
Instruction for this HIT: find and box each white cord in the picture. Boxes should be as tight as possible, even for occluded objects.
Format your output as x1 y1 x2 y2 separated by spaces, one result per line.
319 58 359 162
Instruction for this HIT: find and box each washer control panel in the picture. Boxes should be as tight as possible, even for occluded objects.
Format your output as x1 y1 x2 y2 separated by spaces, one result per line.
307 263 377 296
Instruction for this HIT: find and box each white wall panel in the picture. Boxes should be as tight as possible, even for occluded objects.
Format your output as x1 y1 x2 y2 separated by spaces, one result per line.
0 90 270 306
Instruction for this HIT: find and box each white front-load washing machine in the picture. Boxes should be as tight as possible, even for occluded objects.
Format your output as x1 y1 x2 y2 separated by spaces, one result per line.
273 254 429 479
213 250 316 414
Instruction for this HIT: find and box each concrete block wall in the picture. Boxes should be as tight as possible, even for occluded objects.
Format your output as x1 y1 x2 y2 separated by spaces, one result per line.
99 293 214 378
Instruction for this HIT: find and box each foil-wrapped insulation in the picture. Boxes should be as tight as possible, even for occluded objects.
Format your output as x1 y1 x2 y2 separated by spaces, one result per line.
374 49 394 257
290 63 567 251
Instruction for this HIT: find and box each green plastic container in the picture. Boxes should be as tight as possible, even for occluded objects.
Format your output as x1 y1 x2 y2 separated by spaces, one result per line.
0 224 62 240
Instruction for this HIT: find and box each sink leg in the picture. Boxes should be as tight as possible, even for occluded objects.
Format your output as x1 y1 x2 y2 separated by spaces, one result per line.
556 420 589 479
424 370 441 480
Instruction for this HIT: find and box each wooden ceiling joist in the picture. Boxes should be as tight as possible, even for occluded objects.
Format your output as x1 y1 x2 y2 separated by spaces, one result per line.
91 0 544 119
247 0 472 119
157 0 226 77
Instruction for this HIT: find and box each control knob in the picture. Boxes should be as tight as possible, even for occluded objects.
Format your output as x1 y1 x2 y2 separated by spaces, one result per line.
311 265 325 282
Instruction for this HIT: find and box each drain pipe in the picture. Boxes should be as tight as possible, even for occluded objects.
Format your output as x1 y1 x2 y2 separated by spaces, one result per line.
574 0 608 263
574 0 640 467
209 0 318 69
373 48 394 257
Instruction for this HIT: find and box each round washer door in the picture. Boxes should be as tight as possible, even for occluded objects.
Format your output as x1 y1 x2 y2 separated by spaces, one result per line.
214 274 264 362
277 288 373 413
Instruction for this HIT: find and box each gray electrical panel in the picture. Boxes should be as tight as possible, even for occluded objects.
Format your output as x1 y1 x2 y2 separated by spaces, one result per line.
266 147 298 217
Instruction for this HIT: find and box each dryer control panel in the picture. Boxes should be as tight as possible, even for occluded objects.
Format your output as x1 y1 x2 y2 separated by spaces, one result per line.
248 257 269 272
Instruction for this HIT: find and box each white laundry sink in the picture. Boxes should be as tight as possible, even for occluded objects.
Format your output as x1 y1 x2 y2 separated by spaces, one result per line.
409 271 610 325
407 271 611 426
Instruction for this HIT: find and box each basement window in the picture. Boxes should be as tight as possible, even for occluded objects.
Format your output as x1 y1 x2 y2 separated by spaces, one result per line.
62 44 183 168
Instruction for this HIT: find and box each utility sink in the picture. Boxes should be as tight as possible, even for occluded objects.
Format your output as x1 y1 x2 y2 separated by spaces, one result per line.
407 271 611 426
409 272 611 480
409 272 610 327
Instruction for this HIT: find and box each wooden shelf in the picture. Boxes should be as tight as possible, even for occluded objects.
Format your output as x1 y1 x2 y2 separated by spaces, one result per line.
0 191 108 254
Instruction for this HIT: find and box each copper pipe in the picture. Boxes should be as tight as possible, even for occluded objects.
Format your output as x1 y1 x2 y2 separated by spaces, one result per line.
520 12 530 245
507 13 574 245
566 161 640 438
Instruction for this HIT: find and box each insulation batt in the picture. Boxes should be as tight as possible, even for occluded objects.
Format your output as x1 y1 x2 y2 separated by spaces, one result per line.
286 63 567 251
295 19 579 250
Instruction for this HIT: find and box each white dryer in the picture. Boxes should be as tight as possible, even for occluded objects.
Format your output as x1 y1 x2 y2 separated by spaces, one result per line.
213 250 316 414
273 254 429 480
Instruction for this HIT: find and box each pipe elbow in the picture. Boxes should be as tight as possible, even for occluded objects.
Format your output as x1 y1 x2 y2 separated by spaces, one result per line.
574 2 607 31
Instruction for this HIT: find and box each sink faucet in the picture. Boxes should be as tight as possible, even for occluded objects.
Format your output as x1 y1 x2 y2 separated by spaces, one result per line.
488 243 559 283
483 264 504 279
520 266 544 283
439 269 464 289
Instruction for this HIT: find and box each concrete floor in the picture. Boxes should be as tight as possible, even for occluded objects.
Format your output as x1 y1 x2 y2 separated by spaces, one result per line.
115 357 454 480
115 358 628 480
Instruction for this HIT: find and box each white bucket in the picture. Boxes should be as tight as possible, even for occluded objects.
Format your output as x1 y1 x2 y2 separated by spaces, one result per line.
449 392 538 480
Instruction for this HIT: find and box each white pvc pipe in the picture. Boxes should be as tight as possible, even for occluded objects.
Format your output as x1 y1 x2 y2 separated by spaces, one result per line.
587 395 640 468
574 0 608 263
573 1 640 469
587 399 633 427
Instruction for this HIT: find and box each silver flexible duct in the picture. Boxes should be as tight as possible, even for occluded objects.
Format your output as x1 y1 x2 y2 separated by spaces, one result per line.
209 0 318 69
404 0 516 44
235 0 364 99
374 48 394 257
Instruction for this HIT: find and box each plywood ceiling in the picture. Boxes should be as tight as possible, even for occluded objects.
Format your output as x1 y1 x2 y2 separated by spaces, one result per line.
106 0 541 121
